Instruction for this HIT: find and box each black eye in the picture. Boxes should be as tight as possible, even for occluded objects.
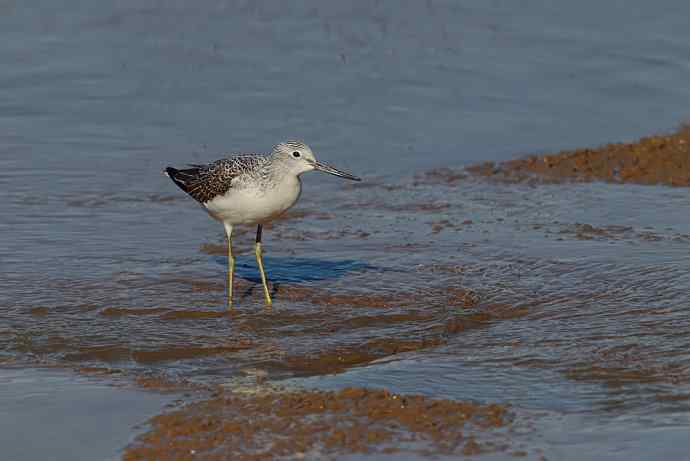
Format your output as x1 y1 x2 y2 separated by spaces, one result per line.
292 151 301 158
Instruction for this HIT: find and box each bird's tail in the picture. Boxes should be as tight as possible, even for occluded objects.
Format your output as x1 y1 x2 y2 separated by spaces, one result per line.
164 166 201 194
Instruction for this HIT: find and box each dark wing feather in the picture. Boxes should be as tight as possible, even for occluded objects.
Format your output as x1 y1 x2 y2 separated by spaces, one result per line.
165 155 264 203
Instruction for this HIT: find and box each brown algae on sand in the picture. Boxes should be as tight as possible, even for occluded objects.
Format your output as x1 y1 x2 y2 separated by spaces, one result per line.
123 386 512 460
456 125 690 186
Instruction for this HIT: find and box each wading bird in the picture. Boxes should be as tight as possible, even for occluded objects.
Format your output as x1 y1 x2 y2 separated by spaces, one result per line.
165 140 361 309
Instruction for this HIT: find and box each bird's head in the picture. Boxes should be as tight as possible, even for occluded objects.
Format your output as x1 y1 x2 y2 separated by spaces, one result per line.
272 140 361 181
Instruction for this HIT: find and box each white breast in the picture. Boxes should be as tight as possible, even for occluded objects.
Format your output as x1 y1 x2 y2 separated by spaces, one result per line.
203 175 302 225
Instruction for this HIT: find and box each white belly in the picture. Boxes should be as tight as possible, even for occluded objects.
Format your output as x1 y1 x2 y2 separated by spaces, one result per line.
203 176 302 225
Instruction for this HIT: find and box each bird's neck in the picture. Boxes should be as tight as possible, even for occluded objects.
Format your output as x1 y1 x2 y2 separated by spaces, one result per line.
266 154 299 182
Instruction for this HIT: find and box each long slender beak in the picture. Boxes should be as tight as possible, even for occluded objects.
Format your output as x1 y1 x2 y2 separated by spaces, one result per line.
310 160 361 181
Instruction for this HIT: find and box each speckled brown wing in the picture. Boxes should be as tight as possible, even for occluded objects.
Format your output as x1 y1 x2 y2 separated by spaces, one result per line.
165 155 265 203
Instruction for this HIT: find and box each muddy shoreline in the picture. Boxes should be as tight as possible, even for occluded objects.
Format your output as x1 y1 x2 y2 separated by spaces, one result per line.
120 126 690 459
6 125 690 460
463 125 690 186
123 386 514 460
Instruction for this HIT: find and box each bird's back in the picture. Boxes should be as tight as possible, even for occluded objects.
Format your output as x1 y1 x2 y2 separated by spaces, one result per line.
165 154 268 203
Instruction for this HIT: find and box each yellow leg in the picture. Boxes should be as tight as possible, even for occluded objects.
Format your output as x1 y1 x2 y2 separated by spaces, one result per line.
254 224 272 306
255 242 272 306
227 239 235 309
224 223 235 310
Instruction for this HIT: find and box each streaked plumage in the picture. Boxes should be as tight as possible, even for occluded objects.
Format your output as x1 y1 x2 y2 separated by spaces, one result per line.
166 155 269 203
164 139 361 309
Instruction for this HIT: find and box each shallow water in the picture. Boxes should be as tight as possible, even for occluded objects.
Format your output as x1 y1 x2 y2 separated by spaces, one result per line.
0 368 175 461
2 1 690 459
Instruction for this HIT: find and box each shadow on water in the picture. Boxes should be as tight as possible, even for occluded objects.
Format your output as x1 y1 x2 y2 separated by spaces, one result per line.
212 256 378 283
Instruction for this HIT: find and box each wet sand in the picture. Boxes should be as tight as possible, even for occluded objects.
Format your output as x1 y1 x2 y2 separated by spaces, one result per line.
124 386 512 460
464 125 690 186
4 124 690 458
22 126 676 459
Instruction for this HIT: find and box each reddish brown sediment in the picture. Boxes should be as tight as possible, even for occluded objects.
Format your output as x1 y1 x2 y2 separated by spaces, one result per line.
383 242 434 252
72 363 211 393
513 221 690 244
461 125 690 186
29 306 51 316
161 276 226 293
131 345 254 364
273 285 406 308
78 366 123 375
559 223 634 241
133 374 208 391
10 280 527 381
100 307 172 317
500 326 690 391
273 284 483 311
123 387 513 461
656 393 690 402
242 293 523 376
413 167 469 186
274 338 445 376
565 363 690 387
550 222 686 242
64 343 254 364
429 218 473 234
160 309 230 320
386 202 452 213
563 340 690 388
